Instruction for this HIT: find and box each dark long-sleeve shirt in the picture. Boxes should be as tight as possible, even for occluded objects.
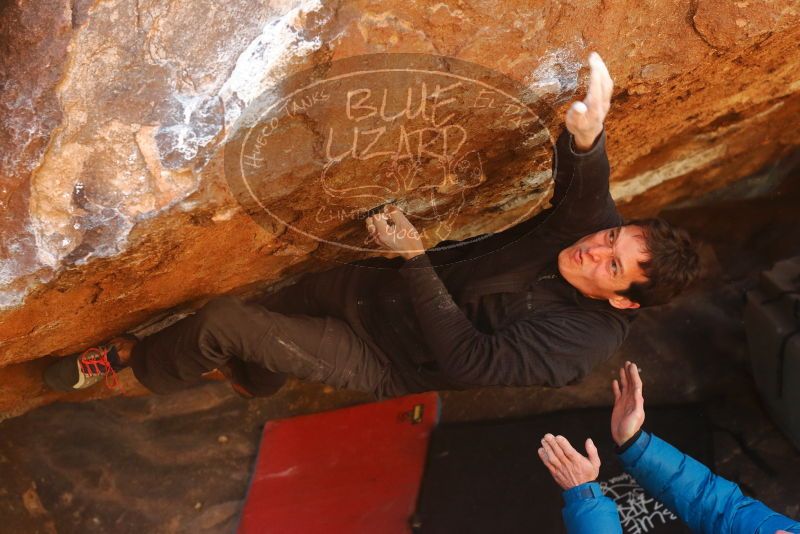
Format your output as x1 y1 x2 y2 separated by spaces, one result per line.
356 128 634 392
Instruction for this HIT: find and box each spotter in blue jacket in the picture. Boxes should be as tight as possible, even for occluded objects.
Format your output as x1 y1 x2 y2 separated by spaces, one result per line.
562 430 800 534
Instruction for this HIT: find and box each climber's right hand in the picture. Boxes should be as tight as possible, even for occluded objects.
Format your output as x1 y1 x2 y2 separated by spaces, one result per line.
565 52 613 152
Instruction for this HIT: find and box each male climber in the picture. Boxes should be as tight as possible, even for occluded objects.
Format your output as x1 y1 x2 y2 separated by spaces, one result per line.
45 53 700 398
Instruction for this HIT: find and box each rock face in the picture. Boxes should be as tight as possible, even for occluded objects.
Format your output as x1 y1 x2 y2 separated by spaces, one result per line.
1 0 799 418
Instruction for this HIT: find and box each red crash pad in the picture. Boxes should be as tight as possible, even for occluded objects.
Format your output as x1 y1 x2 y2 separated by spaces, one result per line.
238 393 441 534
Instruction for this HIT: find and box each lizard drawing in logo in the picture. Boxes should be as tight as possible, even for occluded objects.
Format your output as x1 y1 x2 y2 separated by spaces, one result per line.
319 146 485 244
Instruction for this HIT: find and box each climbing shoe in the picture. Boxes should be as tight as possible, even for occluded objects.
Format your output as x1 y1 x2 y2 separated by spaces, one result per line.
43 336 135 392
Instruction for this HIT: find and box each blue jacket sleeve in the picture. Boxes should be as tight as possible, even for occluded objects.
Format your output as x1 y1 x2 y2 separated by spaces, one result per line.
618 431 800 534
561 482 622 534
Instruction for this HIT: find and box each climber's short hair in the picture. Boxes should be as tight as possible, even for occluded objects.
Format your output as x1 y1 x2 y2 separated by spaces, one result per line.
617 218 700 307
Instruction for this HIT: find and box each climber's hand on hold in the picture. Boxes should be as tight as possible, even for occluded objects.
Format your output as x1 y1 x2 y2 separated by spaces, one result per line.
366 205 425 261
565 52 613 152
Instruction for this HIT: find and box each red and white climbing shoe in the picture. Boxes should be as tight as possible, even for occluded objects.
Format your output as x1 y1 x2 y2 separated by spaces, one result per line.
43 338 133 392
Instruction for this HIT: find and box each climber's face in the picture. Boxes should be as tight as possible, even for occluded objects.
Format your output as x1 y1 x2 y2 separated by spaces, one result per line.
557 224 649 310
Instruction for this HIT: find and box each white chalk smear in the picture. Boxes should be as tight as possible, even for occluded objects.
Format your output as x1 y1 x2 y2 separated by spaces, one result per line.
219 0 327 131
